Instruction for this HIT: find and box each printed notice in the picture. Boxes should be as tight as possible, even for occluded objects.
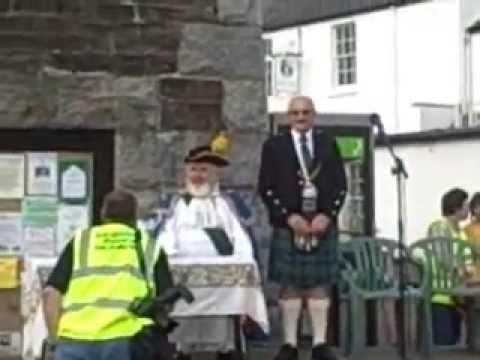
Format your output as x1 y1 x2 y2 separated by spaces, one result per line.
0 213 22 253
24 227 56 257
22 197 58 227
0 257 19 288
0 154 24 199
27 153 58 195
59 160 89 202
57 205 89 253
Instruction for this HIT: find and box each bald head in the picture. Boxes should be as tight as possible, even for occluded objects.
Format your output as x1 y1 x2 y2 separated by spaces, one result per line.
287 96 316 132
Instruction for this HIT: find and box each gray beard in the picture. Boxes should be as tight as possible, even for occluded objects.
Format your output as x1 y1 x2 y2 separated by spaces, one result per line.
186 182 213 198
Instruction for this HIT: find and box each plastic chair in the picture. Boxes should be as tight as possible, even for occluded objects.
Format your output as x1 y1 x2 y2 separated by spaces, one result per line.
339 237 425 358
409 236 480 357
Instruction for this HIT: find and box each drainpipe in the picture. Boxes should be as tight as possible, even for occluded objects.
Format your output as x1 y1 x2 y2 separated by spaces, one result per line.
392 6 400 132
467 21 480 126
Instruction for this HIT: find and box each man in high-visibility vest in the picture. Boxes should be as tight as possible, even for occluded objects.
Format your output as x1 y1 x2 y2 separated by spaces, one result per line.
42 190 172 360
426 187 469 345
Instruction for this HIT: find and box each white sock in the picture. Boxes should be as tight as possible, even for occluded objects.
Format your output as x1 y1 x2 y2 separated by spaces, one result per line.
308 298 330 346
279 299 302 347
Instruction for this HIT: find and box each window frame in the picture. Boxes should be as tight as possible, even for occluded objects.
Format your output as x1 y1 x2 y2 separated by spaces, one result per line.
331 21 357 89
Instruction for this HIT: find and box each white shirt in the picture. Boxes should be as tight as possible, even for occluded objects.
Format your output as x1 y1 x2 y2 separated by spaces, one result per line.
291 128 314 175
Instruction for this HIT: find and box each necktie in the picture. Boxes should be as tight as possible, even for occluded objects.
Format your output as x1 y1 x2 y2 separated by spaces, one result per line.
300 133 313 172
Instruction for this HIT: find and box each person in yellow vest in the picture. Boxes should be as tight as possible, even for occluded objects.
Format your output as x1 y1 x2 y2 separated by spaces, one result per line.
465 192 480 246
42 190 172 360
426 187 469 345
465 192 480 283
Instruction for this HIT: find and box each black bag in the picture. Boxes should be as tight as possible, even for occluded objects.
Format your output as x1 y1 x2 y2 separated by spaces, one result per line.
130 324 176 360
204 227 233 255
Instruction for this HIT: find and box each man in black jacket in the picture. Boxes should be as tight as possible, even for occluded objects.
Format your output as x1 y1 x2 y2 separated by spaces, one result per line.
258 96 347 360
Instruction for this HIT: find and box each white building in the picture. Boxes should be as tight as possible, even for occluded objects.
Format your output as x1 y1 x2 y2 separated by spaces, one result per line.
263 0 480 133
375 129 480 243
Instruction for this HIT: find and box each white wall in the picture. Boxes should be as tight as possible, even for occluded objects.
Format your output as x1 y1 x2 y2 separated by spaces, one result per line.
264 0 463 133
374 138 480 244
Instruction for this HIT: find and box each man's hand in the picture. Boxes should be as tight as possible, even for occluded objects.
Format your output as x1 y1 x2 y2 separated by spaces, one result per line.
311 213 331 235
287 214 311 237
42 286 63 341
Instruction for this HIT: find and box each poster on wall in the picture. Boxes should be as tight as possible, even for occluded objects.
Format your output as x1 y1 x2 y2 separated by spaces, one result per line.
22 197 58 227
0 257 19 289
0 154 24 199
23 227 56 257
274 56 300 95
59 160 89 203
22 197 58 257
27 152 58 196
0 213 22 253
57 205 89 253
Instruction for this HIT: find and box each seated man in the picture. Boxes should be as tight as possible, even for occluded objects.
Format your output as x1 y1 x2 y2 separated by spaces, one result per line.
426 187 469 346
158 142 257 360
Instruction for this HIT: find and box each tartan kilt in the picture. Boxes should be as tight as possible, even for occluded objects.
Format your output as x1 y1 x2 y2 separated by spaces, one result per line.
268 226 339 288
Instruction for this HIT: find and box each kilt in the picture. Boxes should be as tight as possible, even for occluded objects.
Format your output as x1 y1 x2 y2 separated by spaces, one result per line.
268 227 339 289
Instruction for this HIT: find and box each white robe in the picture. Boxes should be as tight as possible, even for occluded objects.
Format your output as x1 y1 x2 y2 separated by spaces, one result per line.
157 192 256 353
159 194 254 260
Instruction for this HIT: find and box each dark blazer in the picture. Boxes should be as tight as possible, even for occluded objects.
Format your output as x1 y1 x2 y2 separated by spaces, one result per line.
258 128 347 228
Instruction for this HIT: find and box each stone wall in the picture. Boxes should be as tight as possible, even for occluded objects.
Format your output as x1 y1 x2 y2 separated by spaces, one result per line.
0 0 268 227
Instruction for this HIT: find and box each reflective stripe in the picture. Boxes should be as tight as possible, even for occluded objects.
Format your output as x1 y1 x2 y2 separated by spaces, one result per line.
63 298 132 313
79 229 90 268
71 265 144 280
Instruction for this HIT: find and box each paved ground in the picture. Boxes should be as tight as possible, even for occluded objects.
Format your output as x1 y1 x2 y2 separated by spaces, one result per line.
193 346 480 360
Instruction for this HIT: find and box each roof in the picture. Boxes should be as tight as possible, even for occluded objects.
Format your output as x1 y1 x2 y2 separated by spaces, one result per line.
263 0 429 31
376 126 480 147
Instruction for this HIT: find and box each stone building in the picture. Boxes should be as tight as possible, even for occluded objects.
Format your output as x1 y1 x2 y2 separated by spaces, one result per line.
0 0 267 216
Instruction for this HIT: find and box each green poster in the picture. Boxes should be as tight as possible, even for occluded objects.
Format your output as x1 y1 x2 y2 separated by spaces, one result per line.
22 197 58 227
58 159 90 204
336 136 365 161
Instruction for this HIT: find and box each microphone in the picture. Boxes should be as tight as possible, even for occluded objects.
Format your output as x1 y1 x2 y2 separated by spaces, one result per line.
369 113 385 138
369 113 382 129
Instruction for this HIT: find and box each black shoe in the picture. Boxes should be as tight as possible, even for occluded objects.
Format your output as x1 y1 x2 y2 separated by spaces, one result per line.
216 351 236 360
175 352 192 360
311 344 337 360
273 344 298 360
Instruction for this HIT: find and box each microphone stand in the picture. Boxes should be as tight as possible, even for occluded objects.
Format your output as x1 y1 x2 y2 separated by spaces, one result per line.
376 120 410 359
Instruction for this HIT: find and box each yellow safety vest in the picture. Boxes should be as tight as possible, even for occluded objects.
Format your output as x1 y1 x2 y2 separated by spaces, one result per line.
57 223 156 340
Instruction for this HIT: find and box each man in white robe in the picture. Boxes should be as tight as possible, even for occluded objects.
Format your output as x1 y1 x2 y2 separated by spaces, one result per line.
158 143 256 360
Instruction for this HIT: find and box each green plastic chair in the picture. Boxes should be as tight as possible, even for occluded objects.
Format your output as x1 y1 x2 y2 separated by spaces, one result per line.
409 236 480 357
339 237 425 358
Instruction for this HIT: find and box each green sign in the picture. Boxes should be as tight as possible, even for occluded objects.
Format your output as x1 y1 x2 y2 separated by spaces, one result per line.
336 137 364 160
22 197 58 227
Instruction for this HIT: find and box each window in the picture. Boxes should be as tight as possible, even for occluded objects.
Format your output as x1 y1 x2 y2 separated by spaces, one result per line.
332 22 356 86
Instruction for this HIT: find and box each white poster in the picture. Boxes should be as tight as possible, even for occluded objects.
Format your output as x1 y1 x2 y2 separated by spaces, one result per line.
57 205 89 253
24 227 55 257
0 331 22 356
61 165 87 200
274 56 300 95
0 154 24 199
0 213 22 253
27 153 58 195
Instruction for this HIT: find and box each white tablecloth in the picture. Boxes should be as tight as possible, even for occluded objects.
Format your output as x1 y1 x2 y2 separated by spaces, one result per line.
21 257 269 359
22 257 57 360
169 257 269 333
